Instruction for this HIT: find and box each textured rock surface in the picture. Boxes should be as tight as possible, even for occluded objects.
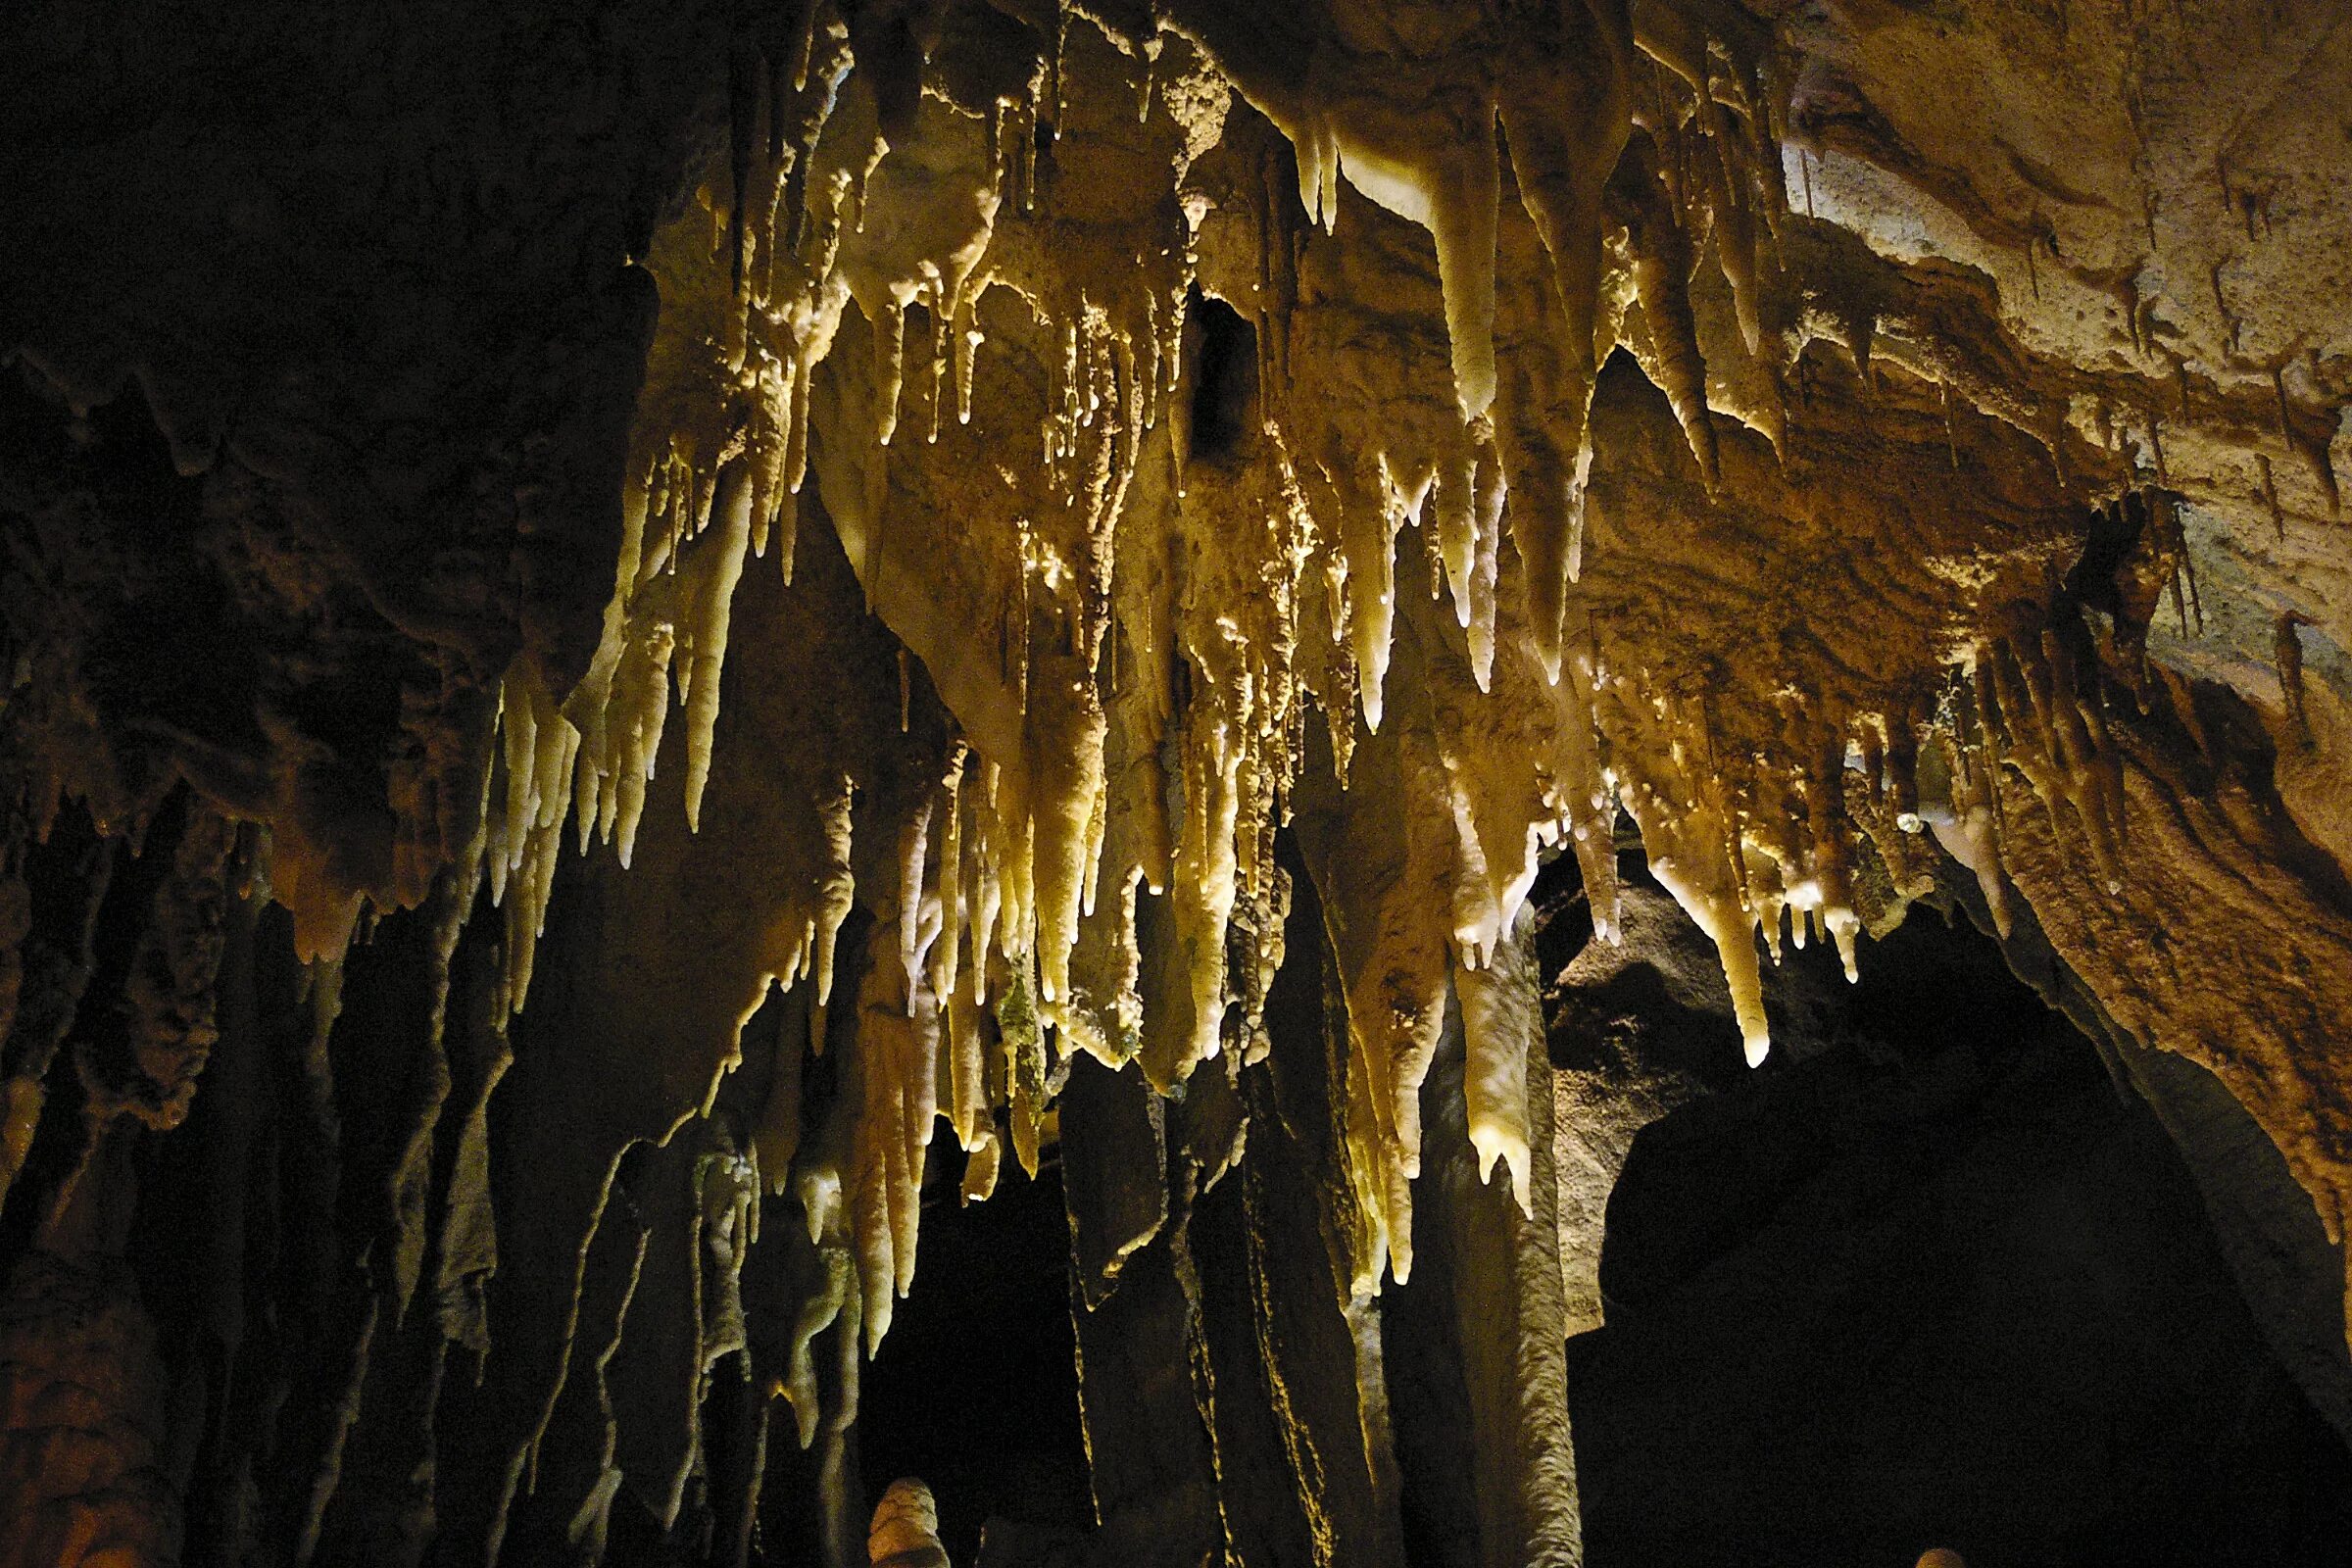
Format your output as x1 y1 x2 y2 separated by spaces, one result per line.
2 0 2350 1563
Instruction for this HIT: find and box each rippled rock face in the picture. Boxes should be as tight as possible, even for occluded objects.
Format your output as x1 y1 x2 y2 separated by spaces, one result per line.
2 1 2350 1563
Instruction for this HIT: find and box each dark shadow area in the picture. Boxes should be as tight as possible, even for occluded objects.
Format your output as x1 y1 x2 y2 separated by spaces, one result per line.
859 1149 1093 1563
1564 855 2352 1568
1183 288 1258 465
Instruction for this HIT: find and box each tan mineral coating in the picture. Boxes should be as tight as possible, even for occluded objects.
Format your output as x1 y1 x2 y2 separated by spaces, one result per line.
2 0 2350 1563
418 0 2352 1464
868 1477 954 1568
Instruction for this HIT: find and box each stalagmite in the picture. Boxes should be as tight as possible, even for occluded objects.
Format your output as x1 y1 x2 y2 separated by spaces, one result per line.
867 1479 952 1568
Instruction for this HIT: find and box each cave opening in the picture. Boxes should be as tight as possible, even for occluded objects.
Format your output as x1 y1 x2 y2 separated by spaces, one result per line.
1547 847 2352 1568
858 1152 1091 1564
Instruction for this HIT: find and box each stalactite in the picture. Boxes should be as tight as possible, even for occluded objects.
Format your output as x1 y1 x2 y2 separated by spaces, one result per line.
6 1 2352 1562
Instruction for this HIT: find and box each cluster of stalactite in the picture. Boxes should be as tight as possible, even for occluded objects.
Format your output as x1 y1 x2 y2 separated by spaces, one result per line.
4 1 2351 1565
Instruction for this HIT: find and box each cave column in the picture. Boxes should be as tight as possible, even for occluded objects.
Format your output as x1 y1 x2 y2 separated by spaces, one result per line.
1387 913 1582 1568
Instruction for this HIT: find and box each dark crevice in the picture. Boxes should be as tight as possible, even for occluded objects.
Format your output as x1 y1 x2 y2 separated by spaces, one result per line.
858 1152 1090 1565
1183 289 1257 466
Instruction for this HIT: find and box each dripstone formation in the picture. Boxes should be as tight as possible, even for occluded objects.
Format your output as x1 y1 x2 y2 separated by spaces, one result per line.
2 2 2349 1564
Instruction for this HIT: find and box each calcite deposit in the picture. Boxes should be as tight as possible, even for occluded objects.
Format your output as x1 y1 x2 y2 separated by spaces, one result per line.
1 0 2348 1564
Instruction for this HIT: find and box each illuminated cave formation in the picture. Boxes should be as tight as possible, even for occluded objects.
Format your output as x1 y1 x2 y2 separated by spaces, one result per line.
2 0 2350 1563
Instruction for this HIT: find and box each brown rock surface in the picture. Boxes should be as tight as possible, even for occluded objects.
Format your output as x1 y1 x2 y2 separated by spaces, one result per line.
2 1 2350 1562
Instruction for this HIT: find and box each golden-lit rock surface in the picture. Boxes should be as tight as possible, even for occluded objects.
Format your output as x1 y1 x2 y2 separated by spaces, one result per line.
1 1 2348 1563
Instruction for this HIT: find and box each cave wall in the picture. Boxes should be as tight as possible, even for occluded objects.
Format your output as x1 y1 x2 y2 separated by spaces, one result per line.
3 1 2351 1564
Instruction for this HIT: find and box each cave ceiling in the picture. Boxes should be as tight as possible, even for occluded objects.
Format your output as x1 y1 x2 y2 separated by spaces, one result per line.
1 1 2349 1564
